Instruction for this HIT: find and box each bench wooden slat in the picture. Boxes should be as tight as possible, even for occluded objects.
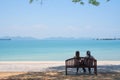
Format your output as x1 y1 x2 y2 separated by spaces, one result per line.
65 57 97 75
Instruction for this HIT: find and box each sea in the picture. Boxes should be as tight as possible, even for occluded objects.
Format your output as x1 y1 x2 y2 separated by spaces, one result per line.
0 39 120 61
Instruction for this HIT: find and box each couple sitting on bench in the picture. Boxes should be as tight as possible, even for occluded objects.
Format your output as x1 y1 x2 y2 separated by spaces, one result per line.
65 50 97 75
75 51 94 74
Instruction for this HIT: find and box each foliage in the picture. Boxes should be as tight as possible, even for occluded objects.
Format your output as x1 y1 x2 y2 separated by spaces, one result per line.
72 0 110 6
29 0 110 6
29 0 38 3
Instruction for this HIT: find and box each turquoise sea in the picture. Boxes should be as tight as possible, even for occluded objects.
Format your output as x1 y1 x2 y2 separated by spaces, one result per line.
0 40 120 61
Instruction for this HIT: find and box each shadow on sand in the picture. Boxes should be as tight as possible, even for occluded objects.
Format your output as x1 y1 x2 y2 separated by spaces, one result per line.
47 65 120 75
7 65 120 80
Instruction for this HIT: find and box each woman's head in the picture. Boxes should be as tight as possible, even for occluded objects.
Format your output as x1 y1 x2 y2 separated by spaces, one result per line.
75 51 80 57
86 50 91 57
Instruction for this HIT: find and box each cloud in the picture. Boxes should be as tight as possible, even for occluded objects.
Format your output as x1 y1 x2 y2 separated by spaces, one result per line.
0 24 85 39
0 24 120 39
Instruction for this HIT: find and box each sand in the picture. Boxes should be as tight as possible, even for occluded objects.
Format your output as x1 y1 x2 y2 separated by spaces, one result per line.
0 61 120 80
0 61 120 72
0 61 64 72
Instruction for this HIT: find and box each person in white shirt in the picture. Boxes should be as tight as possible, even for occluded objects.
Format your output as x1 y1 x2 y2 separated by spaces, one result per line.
86 50 94 74
86 50 94 59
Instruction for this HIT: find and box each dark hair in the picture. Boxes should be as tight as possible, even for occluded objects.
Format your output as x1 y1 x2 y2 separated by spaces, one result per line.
87 50 91 57
75 51 80 58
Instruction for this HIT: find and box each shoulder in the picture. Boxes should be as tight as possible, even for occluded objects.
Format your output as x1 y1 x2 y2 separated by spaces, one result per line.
91 55 94 58
86 55 94 59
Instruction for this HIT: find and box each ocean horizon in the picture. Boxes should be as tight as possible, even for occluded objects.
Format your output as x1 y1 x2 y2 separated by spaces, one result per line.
0 39 120 61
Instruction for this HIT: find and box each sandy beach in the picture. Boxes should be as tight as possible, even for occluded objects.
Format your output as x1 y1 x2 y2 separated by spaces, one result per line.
0 61 120 80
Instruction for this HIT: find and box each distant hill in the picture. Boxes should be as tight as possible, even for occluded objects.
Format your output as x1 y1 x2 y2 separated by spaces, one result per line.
0 36 37 40
0 38 11 40
43 37 92 40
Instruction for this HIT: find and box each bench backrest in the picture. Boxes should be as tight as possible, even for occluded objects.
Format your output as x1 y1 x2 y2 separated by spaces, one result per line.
65 57 97 67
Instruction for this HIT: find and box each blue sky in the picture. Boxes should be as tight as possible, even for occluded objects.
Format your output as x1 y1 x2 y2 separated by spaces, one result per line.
0 0 120 39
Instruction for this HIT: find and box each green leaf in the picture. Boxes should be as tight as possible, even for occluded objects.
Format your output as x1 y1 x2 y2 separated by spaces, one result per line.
72 0 81 2
80 2 84 5
29 0 33 3
107 0 110 2
89 0 100 6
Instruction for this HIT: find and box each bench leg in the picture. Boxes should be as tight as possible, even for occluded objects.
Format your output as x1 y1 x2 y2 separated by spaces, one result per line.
94 67 97 75
87 67 91 74
76 67 80 74
65 67 67 75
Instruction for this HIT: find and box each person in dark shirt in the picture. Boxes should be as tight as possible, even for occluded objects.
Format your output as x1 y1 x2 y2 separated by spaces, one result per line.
74 51 86 74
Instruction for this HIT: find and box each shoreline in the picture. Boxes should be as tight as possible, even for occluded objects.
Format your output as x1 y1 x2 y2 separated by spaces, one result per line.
0 61 120 64
0 61 64 63
0 61 120 72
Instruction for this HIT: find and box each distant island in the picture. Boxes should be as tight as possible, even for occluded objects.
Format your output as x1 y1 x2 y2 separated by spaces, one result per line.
96 38 120 40
0 36 37 40
0 38 11 40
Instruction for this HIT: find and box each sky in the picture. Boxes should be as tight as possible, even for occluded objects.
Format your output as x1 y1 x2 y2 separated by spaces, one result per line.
0 0 120 39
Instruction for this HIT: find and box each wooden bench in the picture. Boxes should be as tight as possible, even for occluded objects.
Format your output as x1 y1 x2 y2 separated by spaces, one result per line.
65 57 97 75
